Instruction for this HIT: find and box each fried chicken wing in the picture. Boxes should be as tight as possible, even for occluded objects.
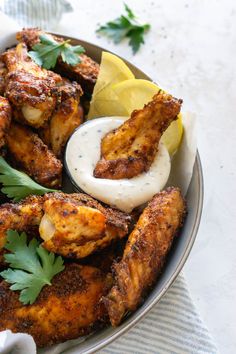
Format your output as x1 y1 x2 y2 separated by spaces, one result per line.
39 192 131 258
0 263 109 347
49 80 83 157
0 97 11 152
6 122 62 188
103 187 186 326
17 28 99 95
94 93 182 180
0 195 44 253
2 43 62 128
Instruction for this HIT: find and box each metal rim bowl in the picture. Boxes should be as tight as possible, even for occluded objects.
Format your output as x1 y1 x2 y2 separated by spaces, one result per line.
0 33 204 354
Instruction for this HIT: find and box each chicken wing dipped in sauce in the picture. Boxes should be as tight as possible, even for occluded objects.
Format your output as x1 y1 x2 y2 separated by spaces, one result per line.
0 97 11 152
39 192 131 258
94 93 182 180
0 263 109 347
2 43 62 128
6 122 62 188
16 28 99 95
103 187 186 326
39 79 83 158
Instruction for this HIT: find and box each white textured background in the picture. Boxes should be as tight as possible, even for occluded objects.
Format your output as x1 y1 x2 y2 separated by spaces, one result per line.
55 1 235 353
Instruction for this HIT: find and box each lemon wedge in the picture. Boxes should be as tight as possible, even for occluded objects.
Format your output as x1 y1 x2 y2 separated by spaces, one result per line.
112 79 183 155
87 52 134 118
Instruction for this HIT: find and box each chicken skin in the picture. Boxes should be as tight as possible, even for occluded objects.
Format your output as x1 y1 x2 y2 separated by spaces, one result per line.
16 28 99 95
94 93 182 180
103 187 186 326
0 263 109 347
6 122 62 188
0 97 11 152
39 192 131 258
2 43 62 128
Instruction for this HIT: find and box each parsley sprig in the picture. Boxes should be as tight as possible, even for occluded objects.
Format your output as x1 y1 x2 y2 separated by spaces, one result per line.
28 34 85 69
0 230 64 304
0 157 58 202
97 4 150 53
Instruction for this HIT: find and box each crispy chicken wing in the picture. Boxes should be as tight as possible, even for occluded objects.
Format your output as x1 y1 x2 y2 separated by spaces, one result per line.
0 97 11 152
2 43 62 128
0 263 109 347
0 195 44 250
39 192 131 258
6 122 62 188
49 80 83 157
103 187 186 326
17 28 99 95
94 93 182 180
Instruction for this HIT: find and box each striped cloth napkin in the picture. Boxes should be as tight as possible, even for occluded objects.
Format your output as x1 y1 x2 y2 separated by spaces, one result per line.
0 2 218 353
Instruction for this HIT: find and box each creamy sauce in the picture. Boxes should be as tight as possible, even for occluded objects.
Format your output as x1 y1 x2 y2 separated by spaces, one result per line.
65 117 171 213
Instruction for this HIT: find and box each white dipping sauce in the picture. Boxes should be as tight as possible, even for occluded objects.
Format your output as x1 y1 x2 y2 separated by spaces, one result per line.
65 117 171 212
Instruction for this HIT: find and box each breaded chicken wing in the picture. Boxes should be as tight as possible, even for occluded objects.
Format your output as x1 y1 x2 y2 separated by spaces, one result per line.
6 122 62 188
94 93 182 180
0 263 109 347
39 192 131 258
17 28 99 94
0 97 11 152
103 187 186 326
2 43 62 128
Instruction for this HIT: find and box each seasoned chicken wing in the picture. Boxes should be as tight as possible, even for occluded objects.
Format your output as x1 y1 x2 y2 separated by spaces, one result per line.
49 80 83 157
17 28 99 94
6 122 62 188
103 187 186 326
39 192 131 258
0 97 11 152
0 263 109 347
94 93 182 180
2 43 62 128
0 195 44 250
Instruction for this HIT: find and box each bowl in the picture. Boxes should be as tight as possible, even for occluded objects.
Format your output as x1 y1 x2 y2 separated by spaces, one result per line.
0 33 203 354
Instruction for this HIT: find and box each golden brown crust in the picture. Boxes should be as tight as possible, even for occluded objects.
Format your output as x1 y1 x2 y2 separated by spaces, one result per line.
0 96 11 151
16 28 99 95
40 192 131 258
2 43 62 128
6 122 62 188
94 93 182 179
0 263 109 347
103 187 186 326
0 59 7 96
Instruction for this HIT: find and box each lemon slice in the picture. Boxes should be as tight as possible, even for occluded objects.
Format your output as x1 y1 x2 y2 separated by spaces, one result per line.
113 79 183 155
87 52 134 118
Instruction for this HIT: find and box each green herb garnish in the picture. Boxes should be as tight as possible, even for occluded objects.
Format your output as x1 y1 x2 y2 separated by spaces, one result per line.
0 230 64 304
28 34 85 69
0 157 58 201
96 3 150 53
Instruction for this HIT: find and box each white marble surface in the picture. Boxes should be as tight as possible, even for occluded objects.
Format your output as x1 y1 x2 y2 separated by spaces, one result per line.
44 1 235 353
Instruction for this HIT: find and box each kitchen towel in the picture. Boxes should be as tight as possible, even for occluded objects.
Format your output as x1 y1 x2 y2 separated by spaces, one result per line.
0 3 217 354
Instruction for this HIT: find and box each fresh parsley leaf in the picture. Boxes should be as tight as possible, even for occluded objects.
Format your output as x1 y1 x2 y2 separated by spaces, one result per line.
28 34 85 69
0 157 58 201
0 230 64 305
96 3 150 53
